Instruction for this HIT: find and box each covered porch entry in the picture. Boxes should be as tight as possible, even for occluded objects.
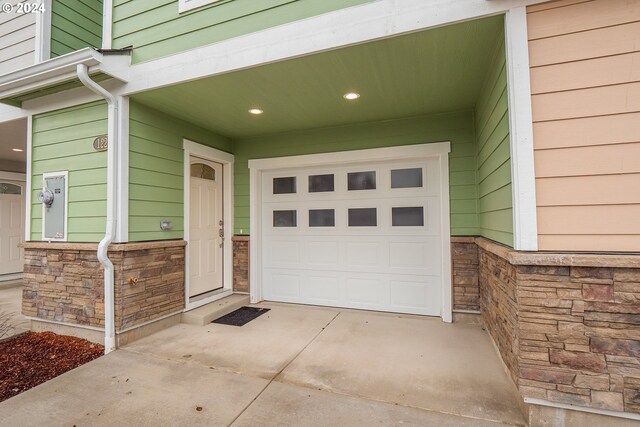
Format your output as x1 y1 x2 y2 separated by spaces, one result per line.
129 14 511 321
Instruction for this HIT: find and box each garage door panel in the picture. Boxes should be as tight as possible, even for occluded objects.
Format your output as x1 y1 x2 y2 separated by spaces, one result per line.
267 240 300 265
261 155 446 317
301 275 341 302
345 277 385 306
345 241 385 267
305 240 340 266
265 272 300 299
389 277 441 314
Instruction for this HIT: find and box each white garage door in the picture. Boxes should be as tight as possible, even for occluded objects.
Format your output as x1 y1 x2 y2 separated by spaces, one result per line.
260 155 446 316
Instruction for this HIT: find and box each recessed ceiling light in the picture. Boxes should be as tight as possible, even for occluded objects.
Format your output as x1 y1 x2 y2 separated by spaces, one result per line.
248 108 263 115
12 148 23 152
343 92 360 100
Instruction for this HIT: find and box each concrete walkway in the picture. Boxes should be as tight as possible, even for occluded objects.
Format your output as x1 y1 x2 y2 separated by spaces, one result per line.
0 303 526 426
0 280 28 340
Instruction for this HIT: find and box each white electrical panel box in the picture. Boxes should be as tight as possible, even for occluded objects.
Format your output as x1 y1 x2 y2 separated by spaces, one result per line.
39 171 68 241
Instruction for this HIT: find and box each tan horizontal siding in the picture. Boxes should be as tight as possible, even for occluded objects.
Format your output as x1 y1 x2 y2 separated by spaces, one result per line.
537 174 640 206
528 0 640 252
538 205 640 234
528 20 640 67
532 112 640 149
532 81 640 122
534 143 640 177
527 0 640 40
538 235 640 252
527 0 591 13
530 51 640 94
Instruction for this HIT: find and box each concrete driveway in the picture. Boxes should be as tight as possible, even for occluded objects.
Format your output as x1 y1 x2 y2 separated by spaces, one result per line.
0 302 526 426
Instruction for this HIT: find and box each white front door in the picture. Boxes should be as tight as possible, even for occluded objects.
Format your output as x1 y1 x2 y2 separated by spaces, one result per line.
189 160 224 297
260 158 444 316
0 181 24 276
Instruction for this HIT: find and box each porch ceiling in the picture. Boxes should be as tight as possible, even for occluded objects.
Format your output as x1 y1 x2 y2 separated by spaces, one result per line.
0 118 26 163
131 15 503 139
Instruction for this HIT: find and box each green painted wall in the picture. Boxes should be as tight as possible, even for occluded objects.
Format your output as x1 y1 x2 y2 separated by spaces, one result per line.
128 101 232 242
31 101 107 242
50 0 103 57
232 111 479 235
112 0 373 63
474 37 513 247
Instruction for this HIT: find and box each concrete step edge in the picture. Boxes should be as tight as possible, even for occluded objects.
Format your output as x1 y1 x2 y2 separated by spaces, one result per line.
181 294 250 326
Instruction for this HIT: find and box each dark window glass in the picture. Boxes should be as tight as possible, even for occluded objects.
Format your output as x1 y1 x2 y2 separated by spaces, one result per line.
348 208 377 227
190 163 215 180
347 171 376 190
392 207 424 226
273 210 297 227
0 183 22 195
308 174 334 192
391 168 423 188
309 209 335 227
273 177 296 194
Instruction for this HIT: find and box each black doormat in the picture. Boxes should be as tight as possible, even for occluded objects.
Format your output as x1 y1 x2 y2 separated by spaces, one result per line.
212 307 270 326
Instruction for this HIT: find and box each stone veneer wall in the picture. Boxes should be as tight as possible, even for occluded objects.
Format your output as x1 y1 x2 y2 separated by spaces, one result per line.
477 238 640 415
452 237 480 311
479 248 519 383
22 241 186 332
232 236 249 293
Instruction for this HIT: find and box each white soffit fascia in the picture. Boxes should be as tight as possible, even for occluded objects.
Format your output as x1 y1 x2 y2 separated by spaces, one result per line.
116 0 549 95
0 48 131 101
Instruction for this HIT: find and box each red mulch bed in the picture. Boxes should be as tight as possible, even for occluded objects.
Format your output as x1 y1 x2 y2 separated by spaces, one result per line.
0 331 103 402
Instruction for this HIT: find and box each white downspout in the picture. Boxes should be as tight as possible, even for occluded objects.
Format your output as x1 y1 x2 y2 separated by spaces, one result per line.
77 64 118 354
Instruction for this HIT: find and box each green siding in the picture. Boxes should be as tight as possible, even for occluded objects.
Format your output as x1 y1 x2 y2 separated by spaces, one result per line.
128 101 231 242
232 110 479 235
112 0 374 63
31 101 108 242
474 36 513 247
50 0 103 57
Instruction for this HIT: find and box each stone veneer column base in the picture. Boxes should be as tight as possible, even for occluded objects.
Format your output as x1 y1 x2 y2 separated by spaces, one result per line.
476 237 640 423
232 236 249 293
451 237 480 311
22 240 186 346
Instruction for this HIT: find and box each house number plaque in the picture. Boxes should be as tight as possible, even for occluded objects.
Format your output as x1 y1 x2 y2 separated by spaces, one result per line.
93 135 108 151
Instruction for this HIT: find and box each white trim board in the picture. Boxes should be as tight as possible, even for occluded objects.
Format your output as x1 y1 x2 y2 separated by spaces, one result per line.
34 0 52 62
179 0 224 14
505 7 538 251
183 139 234 312
102 0 113 49
113 0 549 96
24 115 32 241
248 142 453 322
115 96 129 242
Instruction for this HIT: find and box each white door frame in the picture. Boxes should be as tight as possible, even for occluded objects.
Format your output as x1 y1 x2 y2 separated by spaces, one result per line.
183 139 234 311
249 142 453 322
0 175 26 280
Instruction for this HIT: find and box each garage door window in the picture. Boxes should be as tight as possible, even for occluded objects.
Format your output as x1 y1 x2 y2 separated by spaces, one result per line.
273 177 296 194
348 171 376 190
273 210 297 227
308 174 334 192
309 209 335 227
348 208 377 226
391 168 423 188
392 207 424 226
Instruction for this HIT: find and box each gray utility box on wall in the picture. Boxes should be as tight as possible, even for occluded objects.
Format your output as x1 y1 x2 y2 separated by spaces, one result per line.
39 172 67 240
